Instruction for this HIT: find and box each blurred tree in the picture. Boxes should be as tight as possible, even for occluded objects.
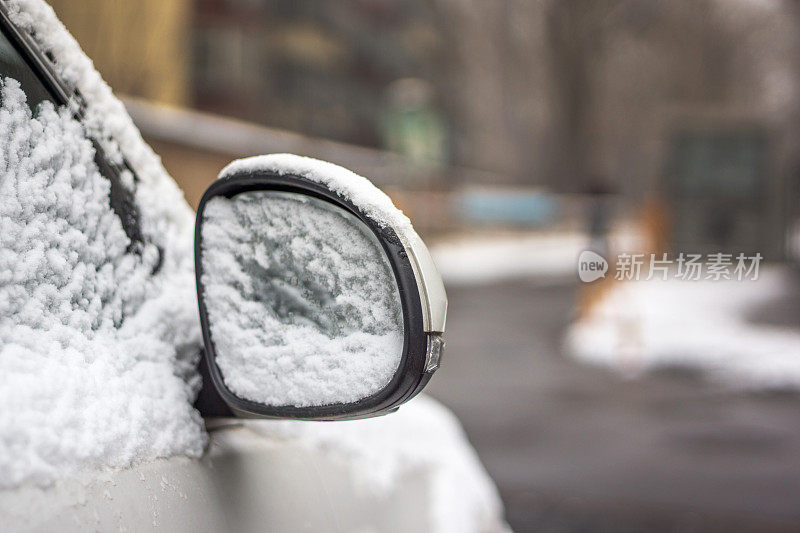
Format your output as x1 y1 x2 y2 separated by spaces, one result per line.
430 0 800 197
543 0 623 192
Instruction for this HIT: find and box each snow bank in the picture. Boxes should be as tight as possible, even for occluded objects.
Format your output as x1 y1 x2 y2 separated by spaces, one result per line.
201 191 403 406
566 267 800 390
431 232 588 286
220 154 413 231
246 394 508 533
1 0 203 488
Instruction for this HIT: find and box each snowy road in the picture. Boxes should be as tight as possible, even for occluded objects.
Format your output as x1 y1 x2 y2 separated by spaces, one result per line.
427 279 800 532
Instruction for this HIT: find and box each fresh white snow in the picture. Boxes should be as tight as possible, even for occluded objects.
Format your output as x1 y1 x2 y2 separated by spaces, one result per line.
201 191 404 406
1 0 204 488
566 267 800 390
431 232 589 286
220 154 414 231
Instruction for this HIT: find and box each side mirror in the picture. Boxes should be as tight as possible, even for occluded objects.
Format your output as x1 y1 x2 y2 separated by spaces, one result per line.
195 154 446 420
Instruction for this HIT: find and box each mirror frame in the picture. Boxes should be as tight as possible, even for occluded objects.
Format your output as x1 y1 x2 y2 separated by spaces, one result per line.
195 169 436 420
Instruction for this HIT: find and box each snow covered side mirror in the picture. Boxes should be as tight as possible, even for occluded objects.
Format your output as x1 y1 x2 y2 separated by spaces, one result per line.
195 155 446 420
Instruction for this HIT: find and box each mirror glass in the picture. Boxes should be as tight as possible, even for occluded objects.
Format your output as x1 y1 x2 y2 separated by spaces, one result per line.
200 190 404 407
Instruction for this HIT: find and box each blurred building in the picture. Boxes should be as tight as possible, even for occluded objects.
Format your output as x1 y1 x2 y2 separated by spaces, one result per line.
191 0 446 156
49 0 800 258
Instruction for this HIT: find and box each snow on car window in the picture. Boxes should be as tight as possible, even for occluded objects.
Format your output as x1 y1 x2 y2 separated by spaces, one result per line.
0 77 204 488
201 190 404 407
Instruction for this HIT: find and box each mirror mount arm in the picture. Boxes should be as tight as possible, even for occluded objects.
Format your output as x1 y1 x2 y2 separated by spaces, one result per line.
194 350 235 418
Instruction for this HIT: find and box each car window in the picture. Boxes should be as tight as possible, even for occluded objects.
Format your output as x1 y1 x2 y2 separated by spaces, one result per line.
0 28 50 110
0 16 148 260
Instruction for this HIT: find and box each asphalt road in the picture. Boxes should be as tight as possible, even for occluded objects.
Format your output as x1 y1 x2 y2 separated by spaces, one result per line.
426 279 800 532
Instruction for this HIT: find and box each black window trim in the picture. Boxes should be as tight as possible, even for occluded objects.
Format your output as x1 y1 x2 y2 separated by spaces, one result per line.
0 1 151 261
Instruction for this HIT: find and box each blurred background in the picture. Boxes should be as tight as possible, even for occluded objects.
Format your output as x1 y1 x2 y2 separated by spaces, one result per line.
50 0 800 530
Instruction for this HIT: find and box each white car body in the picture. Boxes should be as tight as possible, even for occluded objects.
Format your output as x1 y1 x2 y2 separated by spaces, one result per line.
1 397 507 532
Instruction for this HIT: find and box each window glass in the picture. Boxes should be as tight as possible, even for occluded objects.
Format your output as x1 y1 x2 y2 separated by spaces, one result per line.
0 22 147 259
0 29 52 110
